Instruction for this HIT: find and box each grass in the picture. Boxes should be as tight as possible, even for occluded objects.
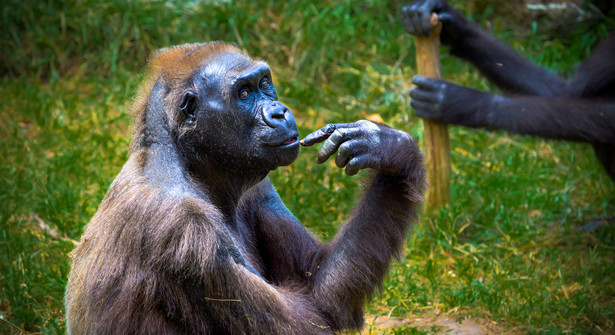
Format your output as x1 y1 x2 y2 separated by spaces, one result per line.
1 0 614 334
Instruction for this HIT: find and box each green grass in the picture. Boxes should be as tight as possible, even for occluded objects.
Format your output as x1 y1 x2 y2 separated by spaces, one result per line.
1 0 614 334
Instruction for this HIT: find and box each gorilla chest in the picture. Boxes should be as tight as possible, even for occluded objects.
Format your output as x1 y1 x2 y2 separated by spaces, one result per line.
230 215 266 276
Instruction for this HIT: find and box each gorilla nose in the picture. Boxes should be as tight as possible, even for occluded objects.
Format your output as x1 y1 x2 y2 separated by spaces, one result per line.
262 101 293 128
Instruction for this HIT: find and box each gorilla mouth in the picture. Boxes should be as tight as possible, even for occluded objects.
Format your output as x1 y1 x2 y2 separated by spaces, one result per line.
266 136 299 148
283 137 298 145
278 137 299 147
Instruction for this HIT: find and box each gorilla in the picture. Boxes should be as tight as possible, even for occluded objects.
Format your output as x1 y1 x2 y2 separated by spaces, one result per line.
402 0 615 181
65 42 426 334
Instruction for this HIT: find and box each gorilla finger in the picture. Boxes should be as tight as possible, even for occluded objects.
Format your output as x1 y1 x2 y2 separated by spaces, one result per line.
411 75 440 90
437 12 454 23
301 124 336 146
335 140 366 169
412 98 440 111
410 87 439 103
316 130 345 163
328 122 361 130
345 155 376 176
345 163 361 176
417 8 433 36
302 122 357 146
401 7 419 35
418 2 437 35
407 9 423 36
425 13 437 36
335 141 351 168
411 101 440 118
316 126 363 164
408 10 425 36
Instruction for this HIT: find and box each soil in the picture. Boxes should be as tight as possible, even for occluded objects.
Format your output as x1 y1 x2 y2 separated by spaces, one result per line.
365 314 509 334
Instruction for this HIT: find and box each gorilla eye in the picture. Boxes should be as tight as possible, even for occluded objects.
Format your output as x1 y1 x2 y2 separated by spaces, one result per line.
259 77 270 89
239 88 249 99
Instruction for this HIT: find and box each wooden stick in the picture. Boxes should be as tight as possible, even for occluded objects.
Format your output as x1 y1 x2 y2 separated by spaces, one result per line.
413 13 451 211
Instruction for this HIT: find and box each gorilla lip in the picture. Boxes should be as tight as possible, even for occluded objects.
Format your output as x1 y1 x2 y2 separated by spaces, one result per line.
278 137 299 147
264 136 299 148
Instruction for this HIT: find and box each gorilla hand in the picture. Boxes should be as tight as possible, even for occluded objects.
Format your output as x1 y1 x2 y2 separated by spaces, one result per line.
410 75 493 127
401 0 468 45
301 120 415 176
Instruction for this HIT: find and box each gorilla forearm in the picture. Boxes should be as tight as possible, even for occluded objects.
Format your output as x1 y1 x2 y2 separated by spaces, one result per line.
201 260 331 334
569 32 615 98
411 75 615 144
481 97 615 144
248 164 425 331
449 28 567 97
312 173 424 329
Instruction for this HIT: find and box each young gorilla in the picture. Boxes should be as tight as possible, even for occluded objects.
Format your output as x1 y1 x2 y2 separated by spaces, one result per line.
65 42 425 334
402 0 615 181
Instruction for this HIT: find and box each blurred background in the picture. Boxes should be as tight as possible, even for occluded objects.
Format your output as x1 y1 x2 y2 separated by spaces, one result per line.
1 0 614 333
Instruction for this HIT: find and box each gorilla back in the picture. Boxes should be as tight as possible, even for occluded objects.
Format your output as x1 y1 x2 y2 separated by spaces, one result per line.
65 42 425 334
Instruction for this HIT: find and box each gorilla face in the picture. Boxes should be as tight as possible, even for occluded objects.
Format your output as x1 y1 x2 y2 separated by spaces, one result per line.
178 51 300 174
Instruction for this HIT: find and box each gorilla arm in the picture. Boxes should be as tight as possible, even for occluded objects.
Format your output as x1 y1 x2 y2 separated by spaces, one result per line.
409 75 615 144
402 1 615 181
401 0 567 97
300 121 425 330
146 193 335 334
232 177 323 290
569 32 615 98
199 248 333 334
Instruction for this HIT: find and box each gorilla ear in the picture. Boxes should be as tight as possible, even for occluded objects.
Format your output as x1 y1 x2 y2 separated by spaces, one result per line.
180 91 198 124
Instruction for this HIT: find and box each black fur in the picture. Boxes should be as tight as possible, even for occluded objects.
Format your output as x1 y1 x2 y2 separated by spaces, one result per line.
402 0 615 181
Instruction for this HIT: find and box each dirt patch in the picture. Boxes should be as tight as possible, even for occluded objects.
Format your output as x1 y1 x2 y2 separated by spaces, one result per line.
365 314 507 334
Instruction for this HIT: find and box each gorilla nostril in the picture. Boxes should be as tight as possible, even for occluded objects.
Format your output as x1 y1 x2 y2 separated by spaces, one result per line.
272 108 287 119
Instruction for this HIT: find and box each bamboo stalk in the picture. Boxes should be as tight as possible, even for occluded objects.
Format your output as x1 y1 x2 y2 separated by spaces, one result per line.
413 13 451 211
